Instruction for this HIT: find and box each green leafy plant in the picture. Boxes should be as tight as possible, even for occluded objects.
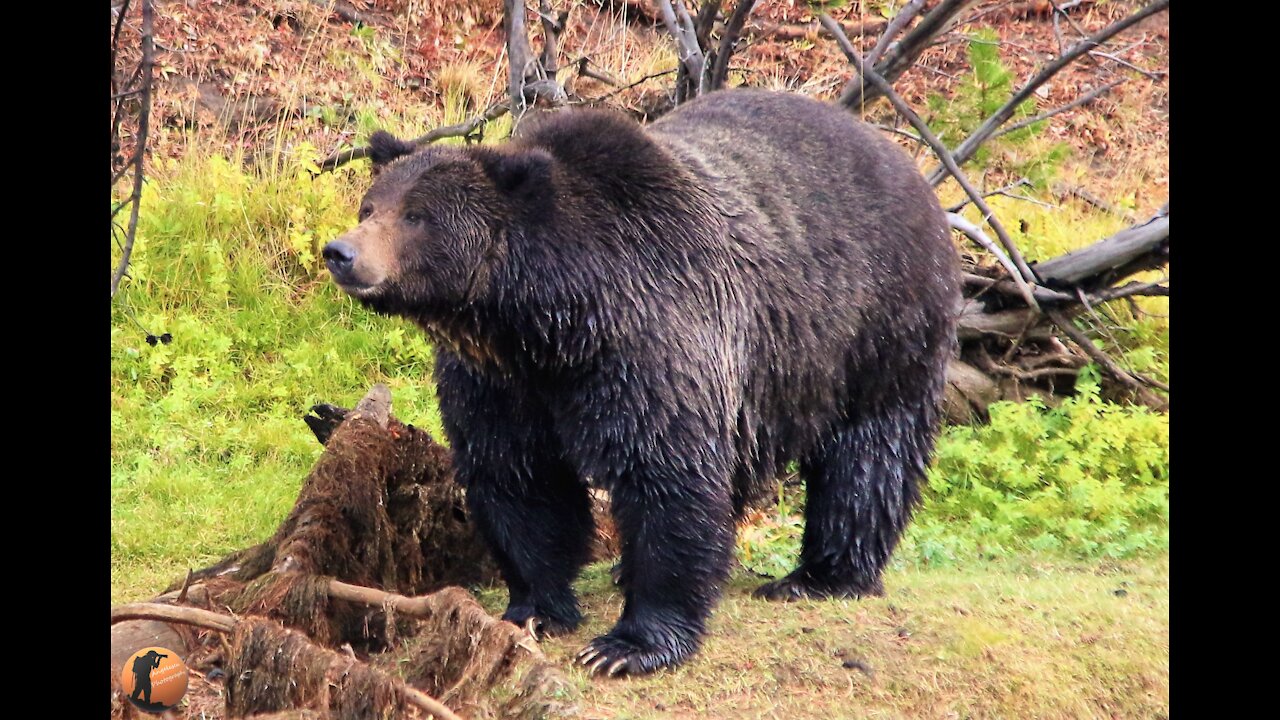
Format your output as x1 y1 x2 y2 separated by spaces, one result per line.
907 369 1169 565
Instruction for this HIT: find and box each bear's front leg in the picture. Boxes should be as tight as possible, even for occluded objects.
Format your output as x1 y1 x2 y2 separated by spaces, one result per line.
577 462 735 676
438 354 596 636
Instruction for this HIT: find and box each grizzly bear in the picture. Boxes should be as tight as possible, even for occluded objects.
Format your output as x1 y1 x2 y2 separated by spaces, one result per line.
324 89 960 676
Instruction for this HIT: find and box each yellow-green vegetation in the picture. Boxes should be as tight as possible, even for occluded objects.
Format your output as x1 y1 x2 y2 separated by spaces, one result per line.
478 555 1169 719
110 139 446 602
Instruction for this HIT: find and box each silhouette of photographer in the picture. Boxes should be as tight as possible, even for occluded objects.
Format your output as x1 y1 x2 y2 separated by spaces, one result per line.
130 650 168 705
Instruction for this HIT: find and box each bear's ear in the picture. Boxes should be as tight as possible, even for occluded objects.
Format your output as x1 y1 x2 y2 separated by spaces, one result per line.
475 148 555 202
368 130 418 176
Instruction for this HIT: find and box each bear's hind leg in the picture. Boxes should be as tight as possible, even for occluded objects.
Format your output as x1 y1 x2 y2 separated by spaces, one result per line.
754 401 935 601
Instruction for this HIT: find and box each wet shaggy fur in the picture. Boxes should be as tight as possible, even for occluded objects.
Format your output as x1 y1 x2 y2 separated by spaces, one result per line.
330 89 960 675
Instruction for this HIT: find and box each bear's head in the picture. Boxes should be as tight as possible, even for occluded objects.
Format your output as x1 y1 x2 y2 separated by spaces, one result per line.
323 130 554 318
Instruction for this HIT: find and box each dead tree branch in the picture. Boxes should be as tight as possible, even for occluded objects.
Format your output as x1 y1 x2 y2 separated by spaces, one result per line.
657 0 709 101
994 79 1124 138
538 0 569 76
318 101 510 172
865 0 929 66
1032 211 1168 289
110 0 154 298
928 0 1170 183
1047 309 1167 408
709 0 759 90
111 603 465 720
505 0 539 117
840 0 978 112
946 213 1042 308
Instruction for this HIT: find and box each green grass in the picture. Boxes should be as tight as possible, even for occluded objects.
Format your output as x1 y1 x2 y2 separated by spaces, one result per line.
111 139 448 603
475 555 1169 719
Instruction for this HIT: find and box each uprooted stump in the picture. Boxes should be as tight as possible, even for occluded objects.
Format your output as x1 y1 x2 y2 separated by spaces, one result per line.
112 384 593 719
158 383 503 651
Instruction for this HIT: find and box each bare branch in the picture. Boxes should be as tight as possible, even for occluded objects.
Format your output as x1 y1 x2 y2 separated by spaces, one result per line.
504 0 539 117
657 0 708 99
994 80 1124 138
871 122 924 144
865 0 929 66
1033 213 1169 288
928 0 1170 183
575 57 623 87
1089 50 1166 80
946 213 1041 309
578 67 679 104
538 0 569 76
1047 309 1167 409
822 14 1039 306
840 0 978 112
111 602 466 720
111 0 153 298
946 178 1054 212
318 101 511 172
710 0 758 90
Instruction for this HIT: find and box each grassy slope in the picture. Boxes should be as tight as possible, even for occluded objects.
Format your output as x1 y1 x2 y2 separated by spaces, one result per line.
475 556 1169 719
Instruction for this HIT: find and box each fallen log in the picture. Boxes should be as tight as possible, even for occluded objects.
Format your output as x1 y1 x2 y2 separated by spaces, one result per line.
943 206 1169 421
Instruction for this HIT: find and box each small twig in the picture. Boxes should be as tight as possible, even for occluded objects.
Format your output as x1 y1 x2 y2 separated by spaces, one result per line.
576 57 623 87
318 101 510 172
872 122 924 144
110 0 132 74
1046 310 1167 407
578 67 679 104
177 569 195 604
865 0 929 66
946 213 1041 309
1048 0 1102 67
1088 50 1166 80
1091 280 1168 302
946 178 1052 212
994 80 1124 138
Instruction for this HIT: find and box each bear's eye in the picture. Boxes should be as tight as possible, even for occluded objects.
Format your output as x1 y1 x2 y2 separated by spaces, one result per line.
358 204 373 222
404 211 427 225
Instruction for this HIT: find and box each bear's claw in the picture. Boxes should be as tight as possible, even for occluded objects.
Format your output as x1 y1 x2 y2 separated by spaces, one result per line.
576 633 678 677
502 603 580 637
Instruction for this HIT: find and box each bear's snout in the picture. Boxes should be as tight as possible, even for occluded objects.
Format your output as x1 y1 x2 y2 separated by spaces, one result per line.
322 240 358 281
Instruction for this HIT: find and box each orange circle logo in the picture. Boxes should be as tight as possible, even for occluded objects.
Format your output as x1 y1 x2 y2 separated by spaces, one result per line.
118 646 189 713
